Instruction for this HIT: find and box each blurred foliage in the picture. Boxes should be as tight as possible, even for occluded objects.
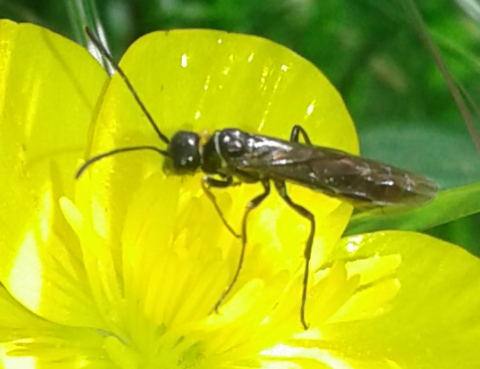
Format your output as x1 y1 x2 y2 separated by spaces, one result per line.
1 0 480 254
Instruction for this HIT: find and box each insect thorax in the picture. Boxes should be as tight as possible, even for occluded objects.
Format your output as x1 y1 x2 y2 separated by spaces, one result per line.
201 132 224 174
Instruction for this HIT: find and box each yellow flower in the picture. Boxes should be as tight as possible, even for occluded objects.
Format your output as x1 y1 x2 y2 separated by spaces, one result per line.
0 19 480 368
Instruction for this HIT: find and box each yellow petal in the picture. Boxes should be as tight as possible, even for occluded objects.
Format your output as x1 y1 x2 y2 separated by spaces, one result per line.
81 29 358 280
0 284 113 369
0 20 109 327
290 231 480 368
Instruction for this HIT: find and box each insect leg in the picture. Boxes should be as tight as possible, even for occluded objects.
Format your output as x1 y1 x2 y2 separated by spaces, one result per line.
213 179 271 312
274 180 315 330
290 125 312 145
201 176 240 238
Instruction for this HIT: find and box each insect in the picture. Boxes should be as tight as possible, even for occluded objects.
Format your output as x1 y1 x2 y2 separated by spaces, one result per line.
78 28 438 330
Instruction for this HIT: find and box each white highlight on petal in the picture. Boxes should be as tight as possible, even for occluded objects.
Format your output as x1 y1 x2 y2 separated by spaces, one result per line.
346 242 359 253
314 350 356 369
306 101 315 116
7 190 52 312
181 54 188 68
346 235 364 253
7 230 43 312
263 345 355 369
204 75 211 90
0 346 36 369
262 343 297 357
260 66 269 85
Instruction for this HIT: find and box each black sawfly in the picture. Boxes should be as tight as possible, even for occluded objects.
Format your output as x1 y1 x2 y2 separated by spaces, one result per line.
77 27 438 330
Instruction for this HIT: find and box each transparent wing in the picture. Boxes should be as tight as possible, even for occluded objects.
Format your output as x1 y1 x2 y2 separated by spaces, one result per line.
234 138 438 209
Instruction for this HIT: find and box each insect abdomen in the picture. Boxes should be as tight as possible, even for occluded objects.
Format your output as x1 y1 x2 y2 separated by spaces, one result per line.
328 165 439 209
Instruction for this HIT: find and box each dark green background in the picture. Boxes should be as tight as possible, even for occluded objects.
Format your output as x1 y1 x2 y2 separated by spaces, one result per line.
2 0 480 253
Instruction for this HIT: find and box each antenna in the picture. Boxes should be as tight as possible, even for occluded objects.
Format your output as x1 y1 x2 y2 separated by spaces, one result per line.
85 27 170 144
76 28 172 179
76 146 168 179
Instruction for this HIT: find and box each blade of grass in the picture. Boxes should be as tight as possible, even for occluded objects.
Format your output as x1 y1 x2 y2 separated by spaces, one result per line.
64 0 113 74
400 0 480 154
345 183 480 236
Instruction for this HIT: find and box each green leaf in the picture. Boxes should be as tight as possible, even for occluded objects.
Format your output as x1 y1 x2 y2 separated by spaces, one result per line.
344 182 480 236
